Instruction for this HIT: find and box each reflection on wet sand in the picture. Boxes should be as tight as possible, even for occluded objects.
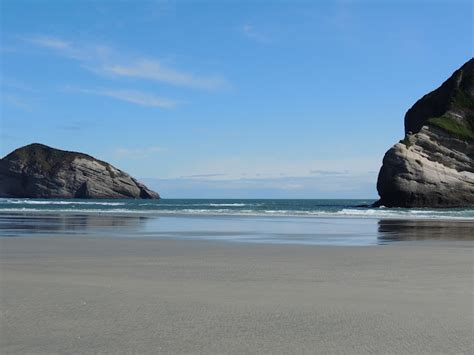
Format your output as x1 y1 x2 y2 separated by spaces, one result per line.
378 219 474 242
0 213 148 236
1 212 473 245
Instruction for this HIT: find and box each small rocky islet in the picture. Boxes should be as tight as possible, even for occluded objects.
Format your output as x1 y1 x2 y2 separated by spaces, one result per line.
0 143 159 199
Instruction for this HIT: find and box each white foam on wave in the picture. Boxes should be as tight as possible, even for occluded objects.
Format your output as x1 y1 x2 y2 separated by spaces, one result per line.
0 206 473 220
139 203 257 207
337 208 474 219
2 199 125 206
0 208 133 213
209 203 247 207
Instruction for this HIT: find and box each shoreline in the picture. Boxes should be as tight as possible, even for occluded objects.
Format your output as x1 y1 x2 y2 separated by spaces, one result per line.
1 209 474 221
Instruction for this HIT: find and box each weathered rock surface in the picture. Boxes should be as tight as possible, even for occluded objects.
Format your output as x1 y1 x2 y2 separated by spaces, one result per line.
375 59 474 207
0 143 160 199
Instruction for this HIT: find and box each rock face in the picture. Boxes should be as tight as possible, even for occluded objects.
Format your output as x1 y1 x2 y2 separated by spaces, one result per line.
0 143 160 199
375 59 474 207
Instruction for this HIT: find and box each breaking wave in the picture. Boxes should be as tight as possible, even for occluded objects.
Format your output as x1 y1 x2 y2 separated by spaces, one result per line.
0 198 473 220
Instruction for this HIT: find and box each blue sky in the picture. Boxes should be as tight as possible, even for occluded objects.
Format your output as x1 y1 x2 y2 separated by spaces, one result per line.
1 0 472 198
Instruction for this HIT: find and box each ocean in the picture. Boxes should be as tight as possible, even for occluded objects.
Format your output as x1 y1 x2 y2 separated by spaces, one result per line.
1 198 473 245
2 198 474 219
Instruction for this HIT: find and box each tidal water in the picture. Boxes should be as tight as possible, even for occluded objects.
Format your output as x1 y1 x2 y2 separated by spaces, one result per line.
1 198 473 245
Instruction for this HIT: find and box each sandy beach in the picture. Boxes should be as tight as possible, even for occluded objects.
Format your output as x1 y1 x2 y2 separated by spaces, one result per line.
2 0 473 353
1 236 473 354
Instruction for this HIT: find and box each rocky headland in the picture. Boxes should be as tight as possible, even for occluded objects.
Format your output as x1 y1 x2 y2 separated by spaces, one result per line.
0 143 159 199
375 58 474 207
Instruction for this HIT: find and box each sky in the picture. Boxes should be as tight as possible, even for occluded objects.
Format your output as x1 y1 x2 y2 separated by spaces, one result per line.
1 0 472 198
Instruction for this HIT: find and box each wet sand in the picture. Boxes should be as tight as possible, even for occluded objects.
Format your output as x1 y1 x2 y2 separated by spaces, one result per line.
1 236 473 354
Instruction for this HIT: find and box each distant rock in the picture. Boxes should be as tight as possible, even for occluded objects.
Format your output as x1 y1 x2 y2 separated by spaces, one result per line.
375 59 474 207
0 143 160 199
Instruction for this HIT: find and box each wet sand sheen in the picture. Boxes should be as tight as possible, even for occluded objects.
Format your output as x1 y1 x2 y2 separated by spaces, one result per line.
1 212 474 245
1 236 473 354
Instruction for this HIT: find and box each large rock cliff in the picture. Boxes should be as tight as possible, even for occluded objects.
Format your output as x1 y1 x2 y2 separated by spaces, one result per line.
375 59 474 207
0 143 160 199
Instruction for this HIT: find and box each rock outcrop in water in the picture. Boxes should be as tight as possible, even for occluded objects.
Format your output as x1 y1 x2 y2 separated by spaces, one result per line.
375 58 474 207
0 143 160 199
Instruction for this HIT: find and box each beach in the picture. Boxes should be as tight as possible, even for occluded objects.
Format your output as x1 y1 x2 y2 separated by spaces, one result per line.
1 234 473 354
2 0 473 353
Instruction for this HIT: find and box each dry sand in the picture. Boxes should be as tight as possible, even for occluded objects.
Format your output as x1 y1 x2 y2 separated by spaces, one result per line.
1 236 473 354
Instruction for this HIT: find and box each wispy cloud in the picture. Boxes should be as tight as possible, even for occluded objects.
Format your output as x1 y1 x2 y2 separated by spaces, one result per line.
56 120 97 131
1 79 38 93
167 156 380 181
310 169 349 175
24 35 112 61
96 89 178 108
242 24 269 43
101 59 228 90
0 133 18 142
179 173 227 179
68 87 179 108
2 94 32 111
130 155 380 198
115 146 166 159
27 36 71 50
24 35 228 90
142 174 378 199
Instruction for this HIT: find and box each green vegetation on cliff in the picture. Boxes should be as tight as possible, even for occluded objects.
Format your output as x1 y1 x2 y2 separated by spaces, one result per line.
427 114 474 140
6 143 93 176
452 88 474 111
399 136 413 148
426 71 474 140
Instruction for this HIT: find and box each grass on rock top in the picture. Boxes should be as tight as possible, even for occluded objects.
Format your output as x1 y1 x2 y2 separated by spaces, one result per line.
427 114 474 141
452 87 474 111
6 144 86 175
399 136 413 148
6 143 119 177
13 147 75 175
